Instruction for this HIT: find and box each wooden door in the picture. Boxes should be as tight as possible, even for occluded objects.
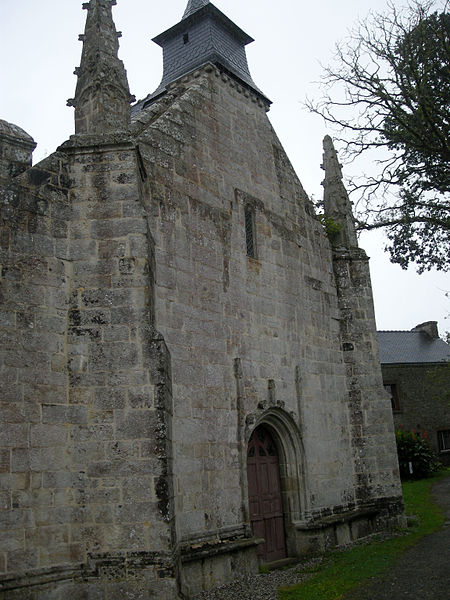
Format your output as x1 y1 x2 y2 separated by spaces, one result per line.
247 426 287 562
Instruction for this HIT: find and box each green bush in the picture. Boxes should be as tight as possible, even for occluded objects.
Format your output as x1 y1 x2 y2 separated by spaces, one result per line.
395 428 440 480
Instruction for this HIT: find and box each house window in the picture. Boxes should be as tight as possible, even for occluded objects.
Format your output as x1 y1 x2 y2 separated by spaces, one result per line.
384 383 400 412
438 430 450 453
245 205 256 258
183 33 189 44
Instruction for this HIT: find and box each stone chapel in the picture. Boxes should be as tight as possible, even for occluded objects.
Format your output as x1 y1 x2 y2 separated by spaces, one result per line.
0 1 404 598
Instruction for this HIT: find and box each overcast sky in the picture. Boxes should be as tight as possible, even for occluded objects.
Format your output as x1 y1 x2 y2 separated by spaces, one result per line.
1 0 448 336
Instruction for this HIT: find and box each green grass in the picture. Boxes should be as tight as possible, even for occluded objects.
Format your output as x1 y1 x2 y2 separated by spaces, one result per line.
278 469 449 600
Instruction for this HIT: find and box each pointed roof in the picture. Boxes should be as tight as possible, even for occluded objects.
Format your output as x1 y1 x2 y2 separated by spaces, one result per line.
183 0 210 19
135 1 269 110
321 135 358 248
69 0 134 135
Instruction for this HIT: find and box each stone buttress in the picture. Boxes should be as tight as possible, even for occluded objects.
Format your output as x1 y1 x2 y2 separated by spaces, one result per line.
322 135 403 510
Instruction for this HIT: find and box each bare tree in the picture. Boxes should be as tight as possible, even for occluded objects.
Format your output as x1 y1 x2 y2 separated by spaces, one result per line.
308 1 449 272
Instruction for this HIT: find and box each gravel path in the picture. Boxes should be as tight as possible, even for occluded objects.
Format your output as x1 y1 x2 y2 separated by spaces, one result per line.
193 558 322 600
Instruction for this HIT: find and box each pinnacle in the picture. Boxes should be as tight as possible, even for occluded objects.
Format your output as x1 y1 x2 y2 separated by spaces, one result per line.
71 0 134 135
321 136 358 248
322 135 343 181
182 0 210 19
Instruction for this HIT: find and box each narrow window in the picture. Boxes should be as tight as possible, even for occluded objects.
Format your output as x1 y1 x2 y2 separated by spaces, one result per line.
438 430 450 453
183 33 189 44
384 383 400 412
245 205 256 258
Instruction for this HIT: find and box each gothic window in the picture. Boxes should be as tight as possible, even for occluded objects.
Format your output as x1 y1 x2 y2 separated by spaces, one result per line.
245 204 256 259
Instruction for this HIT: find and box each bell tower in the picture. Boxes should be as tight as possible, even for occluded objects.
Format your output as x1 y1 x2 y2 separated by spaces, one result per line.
143 0 269 106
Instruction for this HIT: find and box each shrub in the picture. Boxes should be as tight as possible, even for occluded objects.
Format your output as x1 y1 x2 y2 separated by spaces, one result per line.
395 428 440 480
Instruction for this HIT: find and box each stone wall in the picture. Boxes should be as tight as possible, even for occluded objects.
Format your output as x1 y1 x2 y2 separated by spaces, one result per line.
382 363 450 466
0 139 179 598
132 65 403 597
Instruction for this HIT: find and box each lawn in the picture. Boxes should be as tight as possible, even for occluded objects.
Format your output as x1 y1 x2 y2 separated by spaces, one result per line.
278 469 449 600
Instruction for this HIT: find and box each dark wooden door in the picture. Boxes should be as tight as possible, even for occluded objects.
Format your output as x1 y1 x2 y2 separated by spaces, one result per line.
247 426 287 562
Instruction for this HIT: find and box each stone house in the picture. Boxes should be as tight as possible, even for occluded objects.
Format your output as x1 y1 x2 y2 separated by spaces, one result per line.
0 1 403 598
378 321 450 467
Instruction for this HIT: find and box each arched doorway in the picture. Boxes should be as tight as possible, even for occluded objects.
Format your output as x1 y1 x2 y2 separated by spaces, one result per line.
247 425 287 562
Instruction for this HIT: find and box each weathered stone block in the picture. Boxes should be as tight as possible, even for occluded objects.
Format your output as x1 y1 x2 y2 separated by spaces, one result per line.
94 387 126 410
0 529 24 553
89 343 138 372
128 386 155 409
29 447 68 471
69 424 114 443
0 424 28 447
0 508 33 530
30 425 67 447
91 218 147 240
115 410 157 440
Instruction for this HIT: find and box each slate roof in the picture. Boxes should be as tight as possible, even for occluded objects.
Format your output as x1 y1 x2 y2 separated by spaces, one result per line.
377 330 450 364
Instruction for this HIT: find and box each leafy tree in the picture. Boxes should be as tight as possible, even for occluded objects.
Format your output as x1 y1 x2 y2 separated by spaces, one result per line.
308 1 449 272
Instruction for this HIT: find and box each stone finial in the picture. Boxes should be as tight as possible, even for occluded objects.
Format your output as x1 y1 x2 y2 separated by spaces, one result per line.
321 135 358 248
71 0 134 135
183 0 210 19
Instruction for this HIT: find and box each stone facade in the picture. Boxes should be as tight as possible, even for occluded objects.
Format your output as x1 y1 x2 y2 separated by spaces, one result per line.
0 1 403 598
384 363 450 466
379 324 450 467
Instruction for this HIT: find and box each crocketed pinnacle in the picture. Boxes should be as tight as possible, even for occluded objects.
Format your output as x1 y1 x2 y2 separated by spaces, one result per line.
69 0 134 135
321 135 358 248
182 0 210 19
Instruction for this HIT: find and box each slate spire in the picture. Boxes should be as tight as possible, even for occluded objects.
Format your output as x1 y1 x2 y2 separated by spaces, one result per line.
321 136 358 248
69 0 134 135
183 0 210 19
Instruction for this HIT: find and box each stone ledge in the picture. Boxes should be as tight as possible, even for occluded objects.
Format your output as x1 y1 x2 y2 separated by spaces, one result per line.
180 536 263 564
294 496 404 532
0 551 173 592
294 507 379 531
0 565 81 592
59 133 135 154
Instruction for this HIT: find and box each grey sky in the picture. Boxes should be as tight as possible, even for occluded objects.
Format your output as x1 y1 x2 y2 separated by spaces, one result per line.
1 0 448 335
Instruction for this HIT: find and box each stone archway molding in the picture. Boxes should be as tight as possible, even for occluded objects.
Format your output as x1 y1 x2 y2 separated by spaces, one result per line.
246 407 310 536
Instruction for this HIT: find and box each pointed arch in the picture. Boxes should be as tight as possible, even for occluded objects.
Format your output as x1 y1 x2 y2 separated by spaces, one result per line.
246 408 309 558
